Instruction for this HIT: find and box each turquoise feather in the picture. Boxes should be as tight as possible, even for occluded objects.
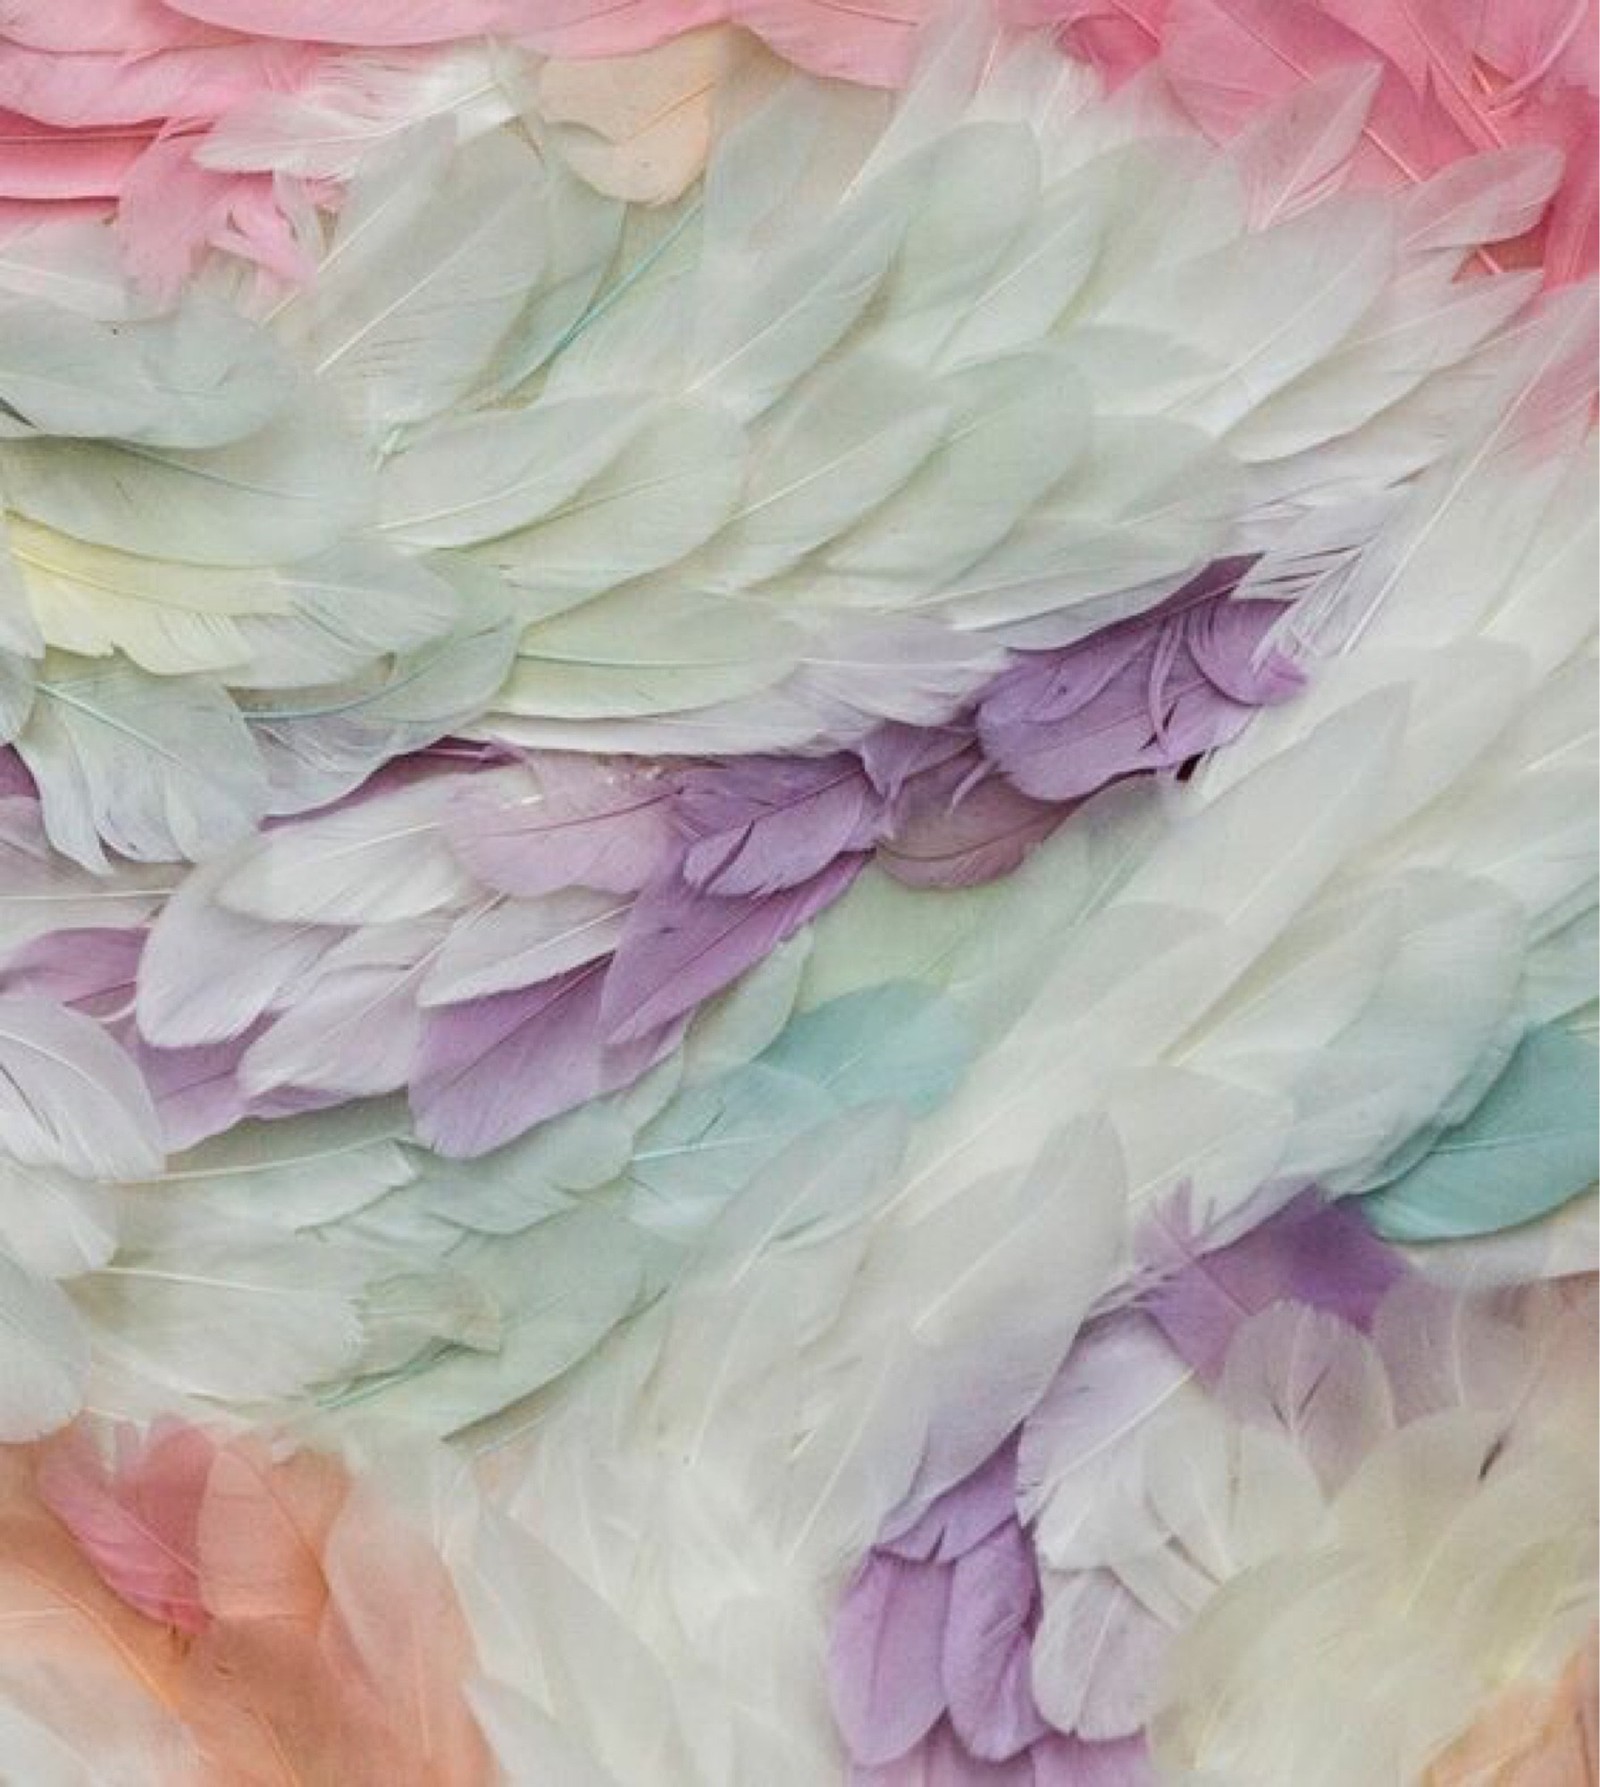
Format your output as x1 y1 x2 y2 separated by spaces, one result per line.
1360 1023 1600 1241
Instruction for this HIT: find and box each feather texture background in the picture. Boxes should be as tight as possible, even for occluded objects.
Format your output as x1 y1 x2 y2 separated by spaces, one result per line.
0 4 1592 1783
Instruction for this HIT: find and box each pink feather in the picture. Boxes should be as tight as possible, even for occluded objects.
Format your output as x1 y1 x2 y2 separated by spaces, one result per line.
0 0 227 54
0 40 316 130
1034 0 1596 281
0 112 149 200
505 0 727 60
114 137 315 298
734 0 924 87
37 1421 216 1634
158 0 511 45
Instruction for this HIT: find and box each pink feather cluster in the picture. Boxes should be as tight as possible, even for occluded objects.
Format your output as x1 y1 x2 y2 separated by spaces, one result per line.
5 0 1593 296
0 0 928 296
1009 0 1599 284
6 1417 490 1780
0 0 337 293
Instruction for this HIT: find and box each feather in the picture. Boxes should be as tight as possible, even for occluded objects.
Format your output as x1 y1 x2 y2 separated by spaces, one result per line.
734 0 925 88
482 405 750 620
0 1254 88 1440
820 352 1092 596
442 756 679 899
0 393 370 567
192 42 515 186
244 606 519 816
1401 146 1568 255
1031 1734 1158 1785
36 1420 212 1633
0 794 173 947
1226 65 1384 227
114 144 314 299
8 521 460 684
601 854 866 1046
1017 1311 1195 1554
421 889 630 1005
832 1551 952 1765
459 1508 694 1786
0 1155 118 1279
1424 1635 1599 1786
311 1468 492 1781
135 857 338 1051
1137 1189 1408 1382
1215 1302 1395 1489
237 919 447 1101
677 753 885 897
978 586 1299 803
686 186 904 424
341 1204 657 1432
411 962 680 1158
877 757 1065 891
211 778 474 927
536 29 764 208
73 1206 371 1404
1159 0 1462 178
944 1520 1050 1760
887 1119 1128 1521
499 584 800 727
161 0 510 42
0 1 221 54
1100 194 1397 435
300 129 551 433
0 39 314 134
1031 1568 1169 1741
0 115 149 203
881 1440 1018 1564
1 1423 494 1782
16 656 266 870
0 995 161 1178
707 353 949 585
376 394 648 551
0 290 289 449
1360 1022 1600 1240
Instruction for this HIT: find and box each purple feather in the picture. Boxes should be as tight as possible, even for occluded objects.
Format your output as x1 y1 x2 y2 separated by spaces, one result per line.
853 1723 1032 1783
0 924 144 1017
444 755 679 898
878 749 1064 890
133 1030 257 1153
1030 1735 1157 1785
858 723 975 800
882 1439 1018 1564
675 752 887 897
943 1521 1049 1761
831 1552 953 1767
855 1725 1142 1784
1138 1187 1408 1383
600 853 865 1045
0 751 37 800
411 962 679 1157
977 591 1301 803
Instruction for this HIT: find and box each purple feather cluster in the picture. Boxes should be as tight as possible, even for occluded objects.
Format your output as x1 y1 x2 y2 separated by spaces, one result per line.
828 1191 1413 1784
0 577 1298 1159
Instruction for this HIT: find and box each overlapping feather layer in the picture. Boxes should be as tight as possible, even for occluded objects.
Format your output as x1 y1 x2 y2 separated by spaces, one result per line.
0 9 1591 1787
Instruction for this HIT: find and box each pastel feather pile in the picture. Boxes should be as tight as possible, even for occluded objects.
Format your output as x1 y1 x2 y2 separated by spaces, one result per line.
0 5 1592 1783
